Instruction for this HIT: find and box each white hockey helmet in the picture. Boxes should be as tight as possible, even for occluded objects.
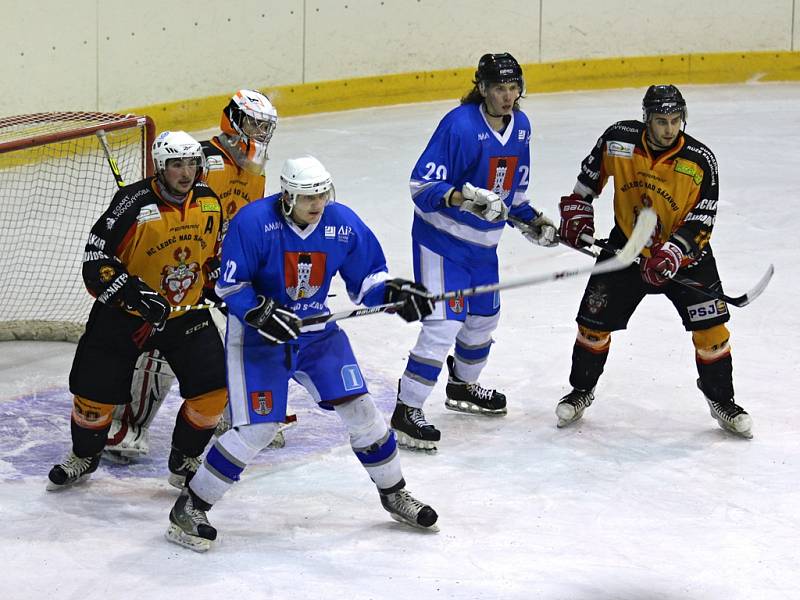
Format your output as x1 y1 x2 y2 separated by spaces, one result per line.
221 89 278 170
151 130 207 184
279 155 334 216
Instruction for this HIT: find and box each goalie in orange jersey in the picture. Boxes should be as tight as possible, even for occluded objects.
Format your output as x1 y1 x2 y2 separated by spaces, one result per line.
47 131 228 491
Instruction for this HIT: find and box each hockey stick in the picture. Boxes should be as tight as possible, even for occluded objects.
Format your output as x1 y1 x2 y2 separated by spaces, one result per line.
507 214 773 307
97 129 126 189
297 207 657 328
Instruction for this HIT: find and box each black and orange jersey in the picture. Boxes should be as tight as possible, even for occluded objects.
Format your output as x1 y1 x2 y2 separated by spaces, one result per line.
202 137 266 222
82 177 223 318
575 120 719 259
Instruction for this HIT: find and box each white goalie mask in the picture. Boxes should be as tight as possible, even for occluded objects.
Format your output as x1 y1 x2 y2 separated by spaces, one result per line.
221 89 278 173
151 130 207 185
279 155 335 217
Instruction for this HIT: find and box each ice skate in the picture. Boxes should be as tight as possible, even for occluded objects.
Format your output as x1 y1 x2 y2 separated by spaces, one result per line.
380 487 439 531
556 388 595 428
165 488 217 552
167 448 202 489
391 398 440 453
697 379 753 439
444 356 507 415
47 451 100 491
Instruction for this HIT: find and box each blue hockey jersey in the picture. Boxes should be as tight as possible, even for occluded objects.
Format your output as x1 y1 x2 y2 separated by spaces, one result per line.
410 102 538 262
216 194 389 328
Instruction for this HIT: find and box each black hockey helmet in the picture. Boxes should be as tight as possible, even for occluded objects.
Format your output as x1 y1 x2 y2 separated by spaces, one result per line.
475 53 524 90
642 84 687 123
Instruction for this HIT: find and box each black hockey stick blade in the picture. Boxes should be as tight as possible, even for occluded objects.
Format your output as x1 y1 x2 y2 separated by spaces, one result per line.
700 263 774 307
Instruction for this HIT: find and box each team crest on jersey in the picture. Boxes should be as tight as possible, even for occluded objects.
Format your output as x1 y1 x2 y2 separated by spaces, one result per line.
285 251 326 300
98 265 116 283
448 293 465 314
250 391 273 416
160 246 200 304
487 156 518 201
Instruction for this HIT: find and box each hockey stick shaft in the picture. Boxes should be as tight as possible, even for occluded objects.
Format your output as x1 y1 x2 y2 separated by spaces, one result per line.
97 130 126 189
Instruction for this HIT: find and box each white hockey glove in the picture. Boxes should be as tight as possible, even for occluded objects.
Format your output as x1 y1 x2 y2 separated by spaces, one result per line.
460 183 509 223
520 213 558 247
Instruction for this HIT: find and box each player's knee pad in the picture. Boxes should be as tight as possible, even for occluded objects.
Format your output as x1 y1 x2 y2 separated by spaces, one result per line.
218 421 281 460
72 395 114 430
576 325 611 353
410 319 462 362
334 394 388 450
181 388 227 430
692 325 731 363
458 312 500 345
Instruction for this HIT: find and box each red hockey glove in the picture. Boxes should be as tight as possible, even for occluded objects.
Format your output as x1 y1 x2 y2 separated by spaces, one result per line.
558 194 594 248
640 241 684 287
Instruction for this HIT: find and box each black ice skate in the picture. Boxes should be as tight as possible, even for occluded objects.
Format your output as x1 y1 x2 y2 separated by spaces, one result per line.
697 378 753 439
380 487 439 531
555 388 595 428
47 451 100 491
165 488 217 552
391 398 441 453
168 448 202 489
444 356 507 415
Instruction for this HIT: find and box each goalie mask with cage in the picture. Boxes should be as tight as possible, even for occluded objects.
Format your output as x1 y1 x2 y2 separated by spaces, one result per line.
279 156 335 218
152 130 207 189
642 84 687 126
221 89 278 172
475 53 525 97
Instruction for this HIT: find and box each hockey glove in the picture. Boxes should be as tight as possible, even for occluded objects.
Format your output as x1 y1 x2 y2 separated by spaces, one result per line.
120 277 170 328
384 278 435 323
641 241 684 287
244 295 301 344
460 183 509 223
558 193 594 248
520 213 558 247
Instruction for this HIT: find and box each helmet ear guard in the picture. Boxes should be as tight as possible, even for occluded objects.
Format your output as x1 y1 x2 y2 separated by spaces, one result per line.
278 155 335 217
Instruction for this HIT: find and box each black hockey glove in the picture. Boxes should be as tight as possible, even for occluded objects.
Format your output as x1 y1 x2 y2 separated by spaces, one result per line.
244 295 301 344
384 278 434 323
120 276 171 327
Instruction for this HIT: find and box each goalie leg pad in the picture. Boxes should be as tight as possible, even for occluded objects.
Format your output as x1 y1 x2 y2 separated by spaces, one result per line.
335 394 403 491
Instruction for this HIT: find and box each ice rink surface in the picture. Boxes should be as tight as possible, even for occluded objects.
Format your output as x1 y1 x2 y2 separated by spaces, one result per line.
1 83 798 599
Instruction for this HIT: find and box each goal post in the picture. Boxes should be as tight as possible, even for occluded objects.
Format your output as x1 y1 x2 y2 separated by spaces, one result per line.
0 112 156 342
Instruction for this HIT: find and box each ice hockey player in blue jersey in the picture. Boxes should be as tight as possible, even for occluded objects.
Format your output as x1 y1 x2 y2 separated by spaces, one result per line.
166 155 439 552
392 52 558 452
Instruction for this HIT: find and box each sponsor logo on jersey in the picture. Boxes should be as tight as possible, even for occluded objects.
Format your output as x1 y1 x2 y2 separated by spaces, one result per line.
98 265 116 283
206 155 225 171
478 132 489 141
674 160 703 185
200 198 220 212
324 225 336 238
250 391 273 416
517 129 526 140
185 319 209 335
607 141 634 158
337 225 352 243
687 299 728 322
264 221 282 232
487 156 518 201
137 203 161 224
106 217 116 230
285 251 326 300
160 246 200 304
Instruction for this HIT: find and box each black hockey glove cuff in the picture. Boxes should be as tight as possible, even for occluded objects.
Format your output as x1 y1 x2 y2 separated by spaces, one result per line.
384 278 435 323
244 295 301 344
120 277 170 327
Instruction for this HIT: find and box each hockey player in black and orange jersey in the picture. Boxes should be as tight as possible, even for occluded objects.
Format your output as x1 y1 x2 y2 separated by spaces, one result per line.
555 84 753 438
105 90 280 462
47 131 228 490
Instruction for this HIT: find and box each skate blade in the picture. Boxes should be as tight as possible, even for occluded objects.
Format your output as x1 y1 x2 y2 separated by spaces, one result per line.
165 523 212 553
444 398 507 416
395 431 437 454
45 473 93 492
708 409 753 439
388 512 440 532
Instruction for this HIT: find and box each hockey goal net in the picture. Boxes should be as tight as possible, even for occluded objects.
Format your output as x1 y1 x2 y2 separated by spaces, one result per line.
0 112 156 342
